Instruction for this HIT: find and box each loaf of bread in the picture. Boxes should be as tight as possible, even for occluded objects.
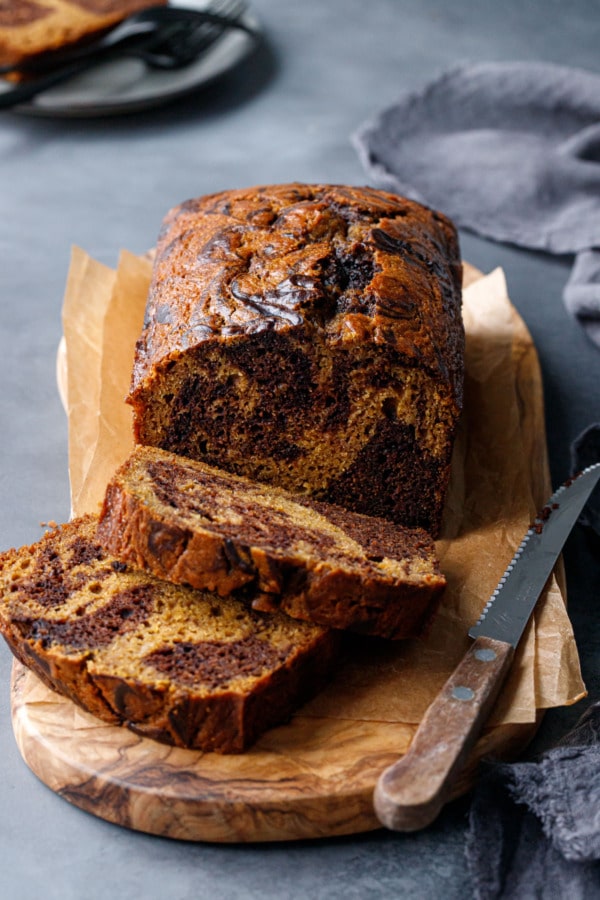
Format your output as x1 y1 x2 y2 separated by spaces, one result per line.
0 0 166 72
0 515 338 752
97 445 447 640
128 183 464 536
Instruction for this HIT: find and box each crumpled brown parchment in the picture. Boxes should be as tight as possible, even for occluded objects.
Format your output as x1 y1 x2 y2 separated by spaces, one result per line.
58 247 586 729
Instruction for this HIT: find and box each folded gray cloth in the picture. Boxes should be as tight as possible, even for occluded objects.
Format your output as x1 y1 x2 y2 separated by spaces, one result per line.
466 704 600 899
353 61 600 347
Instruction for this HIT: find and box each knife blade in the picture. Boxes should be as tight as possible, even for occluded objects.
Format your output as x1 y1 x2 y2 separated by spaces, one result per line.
374 462 600 832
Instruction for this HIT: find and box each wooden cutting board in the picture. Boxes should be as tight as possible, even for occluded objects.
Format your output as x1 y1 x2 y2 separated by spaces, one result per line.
8 262 566 843
10 660 537 842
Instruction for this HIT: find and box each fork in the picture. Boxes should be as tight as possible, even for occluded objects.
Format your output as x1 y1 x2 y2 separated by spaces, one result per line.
0 2 253 109
139 0 249 70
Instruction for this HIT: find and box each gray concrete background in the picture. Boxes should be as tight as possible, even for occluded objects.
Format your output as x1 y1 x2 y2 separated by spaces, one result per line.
1 1 599 897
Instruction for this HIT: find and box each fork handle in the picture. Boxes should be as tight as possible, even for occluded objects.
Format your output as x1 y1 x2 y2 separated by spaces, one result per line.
0 63 97 109
0 20 183 107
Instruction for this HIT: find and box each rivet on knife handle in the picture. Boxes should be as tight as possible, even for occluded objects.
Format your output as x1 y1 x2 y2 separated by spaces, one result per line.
373 635 514 832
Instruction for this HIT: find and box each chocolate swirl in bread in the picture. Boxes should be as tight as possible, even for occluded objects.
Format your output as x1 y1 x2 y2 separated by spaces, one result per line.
129 183 464 535
97 445 447 640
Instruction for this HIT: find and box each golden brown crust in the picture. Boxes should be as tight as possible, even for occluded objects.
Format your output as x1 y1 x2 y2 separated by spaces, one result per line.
128 183 464 534
0 0 166 69
97 446 447 640
0 516 339 752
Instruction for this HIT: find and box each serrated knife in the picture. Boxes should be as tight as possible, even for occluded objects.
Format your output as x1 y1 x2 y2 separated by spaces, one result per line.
374 462 600 832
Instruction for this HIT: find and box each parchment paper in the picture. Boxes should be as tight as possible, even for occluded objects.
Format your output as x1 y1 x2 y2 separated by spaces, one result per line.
59 247 586 729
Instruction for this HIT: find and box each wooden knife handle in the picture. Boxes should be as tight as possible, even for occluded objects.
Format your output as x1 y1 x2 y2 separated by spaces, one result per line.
374 635 515 832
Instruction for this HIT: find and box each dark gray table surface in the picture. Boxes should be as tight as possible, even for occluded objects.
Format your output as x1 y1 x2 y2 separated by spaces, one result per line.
1 2 599 897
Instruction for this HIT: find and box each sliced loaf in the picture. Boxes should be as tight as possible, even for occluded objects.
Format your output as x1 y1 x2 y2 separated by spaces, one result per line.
0 515 338 752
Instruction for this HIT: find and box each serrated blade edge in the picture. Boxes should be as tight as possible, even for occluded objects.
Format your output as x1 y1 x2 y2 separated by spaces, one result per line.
468 463 600 647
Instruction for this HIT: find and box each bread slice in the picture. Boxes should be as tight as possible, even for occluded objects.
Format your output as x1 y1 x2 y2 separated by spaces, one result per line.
0 515 338 752
0 0 166 73
97 446 447 640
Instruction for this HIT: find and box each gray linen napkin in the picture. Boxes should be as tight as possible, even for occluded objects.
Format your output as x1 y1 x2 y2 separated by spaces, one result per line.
466 704 600 900
353 61 600 347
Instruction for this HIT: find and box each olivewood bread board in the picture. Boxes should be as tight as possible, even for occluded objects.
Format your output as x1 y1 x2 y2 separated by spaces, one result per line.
8 261 581 842
11 660 536 842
